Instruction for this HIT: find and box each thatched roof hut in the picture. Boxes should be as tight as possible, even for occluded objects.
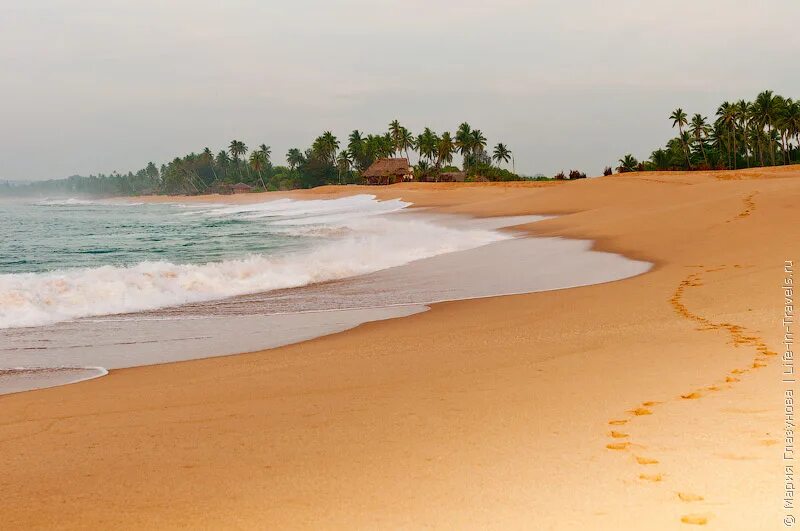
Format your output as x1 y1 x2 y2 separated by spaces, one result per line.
362 158 413 185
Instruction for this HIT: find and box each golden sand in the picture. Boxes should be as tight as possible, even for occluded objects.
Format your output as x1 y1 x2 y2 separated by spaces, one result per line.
2 166 798 529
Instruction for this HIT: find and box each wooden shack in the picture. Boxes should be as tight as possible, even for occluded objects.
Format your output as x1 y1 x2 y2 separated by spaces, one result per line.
231 183 254 194
438 171 467 182
362 158 413 185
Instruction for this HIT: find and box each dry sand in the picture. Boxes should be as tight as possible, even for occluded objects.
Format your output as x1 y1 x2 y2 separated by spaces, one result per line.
3 167 798 529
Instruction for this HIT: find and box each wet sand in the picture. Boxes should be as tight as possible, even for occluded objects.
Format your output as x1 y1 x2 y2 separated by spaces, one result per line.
1 213 649 390
2 166 798 529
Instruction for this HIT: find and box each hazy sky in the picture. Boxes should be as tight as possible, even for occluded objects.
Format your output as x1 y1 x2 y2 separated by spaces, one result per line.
2 0 798 180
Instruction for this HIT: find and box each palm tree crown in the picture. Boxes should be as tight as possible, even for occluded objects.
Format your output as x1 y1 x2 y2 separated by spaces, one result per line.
492 143 512 165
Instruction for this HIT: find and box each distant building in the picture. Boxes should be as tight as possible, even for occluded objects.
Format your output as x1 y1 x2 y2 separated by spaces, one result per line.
208 181 232 194
438 171 467 182
362 158 413 185
231 183 254 194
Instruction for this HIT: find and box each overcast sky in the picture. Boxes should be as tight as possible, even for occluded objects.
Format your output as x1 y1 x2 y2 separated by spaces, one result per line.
2 0 798 180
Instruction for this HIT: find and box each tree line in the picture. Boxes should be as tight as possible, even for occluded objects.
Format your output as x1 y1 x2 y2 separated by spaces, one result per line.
616 90 800 173
2 121 520 197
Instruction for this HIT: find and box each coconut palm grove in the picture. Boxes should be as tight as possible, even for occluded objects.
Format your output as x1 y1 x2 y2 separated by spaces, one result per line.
2 121 521 197
4 89 799 197
616 90 800 173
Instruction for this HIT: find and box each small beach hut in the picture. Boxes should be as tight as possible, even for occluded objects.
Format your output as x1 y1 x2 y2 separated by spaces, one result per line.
438 171 467 182
362 158 413 185
231 183 254 194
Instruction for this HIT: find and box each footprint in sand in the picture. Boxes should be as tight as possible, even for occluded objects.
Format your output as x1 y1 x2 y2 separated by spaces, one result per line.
639 473 663 482
606 266 774 527
681 513 710 525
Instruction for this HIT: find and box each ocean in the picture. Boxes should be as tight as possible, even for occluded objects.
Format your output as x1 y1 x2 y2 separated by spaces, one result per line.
0 194 651 393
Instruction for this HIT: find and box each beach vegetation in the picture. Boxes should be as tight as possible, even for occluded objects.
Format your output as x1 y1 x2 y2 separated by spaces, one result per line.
617 155 639 173
618 90 800 174
569 170 587 179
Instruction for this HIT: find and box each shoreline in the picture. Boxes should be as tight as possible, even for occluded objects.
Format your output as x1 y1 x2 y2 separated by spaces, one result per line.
1 209 650 395
2 168 797 529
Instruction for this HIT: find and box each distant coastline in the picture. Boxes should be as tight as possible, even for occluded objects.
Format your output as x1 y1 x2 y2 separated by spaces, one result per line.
4 90 799 201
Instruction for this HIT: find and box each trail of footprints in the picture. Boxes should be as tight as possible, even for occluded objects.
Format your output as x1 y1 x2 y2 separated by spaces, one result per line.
605 264 777 526
728 192 758 222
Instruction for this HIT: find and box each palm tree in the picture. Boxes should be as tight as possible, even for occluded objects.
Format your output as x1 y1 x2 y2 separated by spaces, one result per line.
228 140 247 161
363 134 393 166
669 108 692 169
690 114 710 166
215 150 231 180
716 102 737 169
649 148 671 170
754 90 780 165
736 100 752 167
470 130 487 155
784 99 800 162
286 148 304 171
202 147 219 181
388 120 403 157
336 151 352 183
466 129 488 171
320 131 339 164
617 154 639 173
416 128 438 164
775 96 790 164
228 140 248 180
436 132 455 168
258 144 271 165
492 143 512 167
249 151 268 189
455 122 473 169
347 130 366 171
399 127 415 160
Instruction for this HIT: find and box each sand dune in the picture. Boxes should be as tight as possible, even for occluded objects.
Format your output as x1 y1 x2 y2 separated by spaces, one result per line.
3 167 798 529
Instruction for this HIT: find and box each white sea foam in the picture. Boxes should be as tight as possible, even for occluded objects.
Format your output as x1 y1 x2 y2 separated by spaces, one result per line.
32 198 144 206
33 198 99 206
0 195 510 329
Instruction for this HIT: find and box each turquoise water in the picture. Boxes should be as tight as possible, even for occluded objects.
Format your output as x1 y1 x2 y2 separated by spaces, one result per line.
0 195 511 329
0 199 306 274
0 198 654 395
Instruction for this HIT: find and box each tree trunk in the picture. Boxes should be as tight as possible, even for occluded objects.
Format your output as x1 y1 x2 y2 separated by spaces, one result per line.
767 123 776 165
698 136 708 166
781 133 789 165
743 123 750 168
678 125 692 169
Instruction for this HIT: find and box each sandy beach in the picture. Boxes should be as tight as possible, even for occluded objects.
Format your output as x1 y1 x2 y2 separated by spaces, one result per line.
2 167 798 529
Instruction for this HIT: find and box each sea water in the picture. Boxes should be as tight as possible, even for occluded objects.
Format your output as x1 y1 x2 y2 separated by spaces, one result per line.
0 195 652 393
0 195 507 329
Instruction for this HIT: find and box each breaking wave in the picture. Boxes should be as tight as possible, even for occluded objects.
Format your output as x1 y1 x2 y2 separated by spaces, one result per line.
0 195 510 328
